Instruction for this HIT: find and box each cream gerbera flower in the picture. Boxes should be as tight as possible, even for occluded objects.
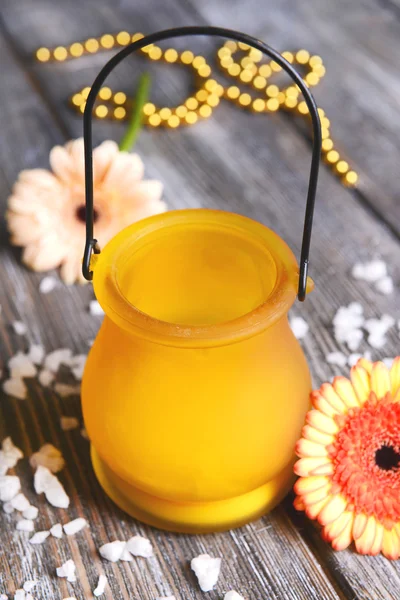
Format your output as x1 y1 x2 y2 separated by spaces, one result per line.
7 138 166 284
294 357 400 559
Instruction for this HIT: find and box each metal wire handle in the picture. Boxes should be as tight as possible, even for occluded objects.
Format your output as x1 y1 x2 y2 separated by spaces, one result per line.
83 26 322 301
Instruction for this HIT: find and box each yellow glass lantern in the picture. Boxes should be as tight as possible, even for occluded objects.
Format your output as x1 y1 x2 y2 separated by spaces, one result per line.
81 27 322 533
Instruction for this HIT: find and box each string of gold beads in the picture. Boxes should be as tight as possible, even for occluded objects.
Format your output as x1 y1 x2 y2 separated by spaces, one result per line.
35 33 358 186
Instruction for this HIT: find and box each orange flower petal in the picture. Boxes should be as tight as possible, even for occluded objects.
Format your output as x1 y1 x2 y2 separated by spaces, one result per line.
382 528 400 560
370 522 384 556
301 425 334 446
305 497 330 520
390 357 400 397
370 362 391 399
293 495 306 511
320 383 348 413
354 516 376 554
353 513 368 540
294 476 329 495
312 393 340 418
333 377 360 408
331 514 354 551
302 484 331 507
295 439 329 458
350 365 371 405
323 510 353 543
358 358 373 374
306 410 339 435
294 457 333 477
318 494 347 526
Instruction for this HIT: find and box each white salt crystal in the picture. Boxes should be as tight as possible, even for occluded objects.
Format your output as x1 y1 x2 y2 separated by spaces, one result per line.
326 352 347 368
25 595 33 600
382 357 395 369
50 523 63 538
156 597 176 600
44 348 73 372
14 591 25 600
23 505 39 520
70 355 87 381
99 540 126 562
0 436 24 473
346 329 364 352
38 369 55 387
3 378 28 400
54 383 80 398
0 475 21 501
12 321 27 336
348 353 363 367
191 554 221 592
333 303 365 350
224 593 245 600
63 518 88 536
375 276 394 295
8 353 37 378
60 416 79 431
364 315 394 348
3 501 14 514
126 535 153 558
29 530 50 544
34 466 69 508
89 301 104 316
120 547 133 561
11 493 30 512
0 594 7 600
27 344 45 365
289 316 309 340
22 582 37 593
56 559 76 583
30 444 65 473
93 575 107 597
352 259 387 282
16 519 34 532
39 276 58 294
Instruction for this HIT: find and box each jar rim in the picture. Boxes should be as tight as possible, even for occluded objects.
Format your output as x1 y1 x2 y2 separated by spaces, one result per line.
92 209 300 348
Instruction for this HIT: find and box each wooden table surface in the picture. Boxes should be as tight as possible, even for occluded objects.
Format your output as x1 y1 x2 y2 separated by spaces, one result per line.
0 1 399 598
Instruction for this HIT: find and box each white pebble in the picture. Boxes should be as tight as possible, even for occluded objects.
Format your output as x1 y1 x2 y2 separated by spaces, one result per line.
39 276 58 294
224 593 245 600
22 505 39 520
54 383 80 398
93 574 108 597
33 466 70 509
0 436 24 473
289 316 309 340
2 378 28 401
191 554 221 592
50 523 63 538
27 344 45 365
89 300 104 316
3 501 14 514
99 540 126 562
12 321 27 336
22 582 37 593
29 530 50 545
16 519 34 532
70 355 87 381
11 493 30 512
30 444 65 473
60 416 79 431
8 352 37 378
38 369 55 387
375 276 394 295
56 559 76 583
126 535 153 558
63 518 88 536
352 259 387 282
0 475 21 501
44 348 73 373
326 351 347 368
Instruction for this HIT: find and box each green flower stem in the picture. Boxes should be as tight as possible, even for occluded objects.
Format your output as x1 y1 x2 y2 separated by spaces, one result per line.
119 72 151 152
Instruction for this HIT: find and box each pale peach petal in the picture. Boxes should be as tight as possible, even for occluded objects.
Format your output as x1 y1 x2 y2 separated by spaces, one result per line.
49 145 75 183
119 199 167 229
306 409 339 435
320 383 348 412
350 365 371 405
301 425 334 446
305 496 330 520
60 254 84 285
126 180 163 204
103 152 144 189
370 522 384 556
391 357 400 397
67 138 86 181
294 476 330 496
295 439 329 458
382 528 400 560
294 457 333 477
323 510 353 543
93 140 119 183
331 514 354 551
19 168 59 189
358 358 373 374
318 494 347 526
312 393 340 418
333 377 360 408
354 516 376 554
301 483 331 506
370 362 391 399
353 513 368 540
7 212 47 245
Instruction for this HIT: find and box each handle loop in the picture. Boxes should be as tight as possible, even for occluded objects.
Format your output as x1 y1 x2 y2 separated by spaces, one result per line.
83 26 321 301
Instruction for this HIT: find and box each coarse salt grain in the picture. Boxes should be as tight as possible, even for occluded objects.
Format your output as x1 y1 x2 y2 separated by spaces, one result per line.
352 259 387 282
224 593 245 600
63 518 88 536
50 523 63 538
8 352 37 378
156 597 176 600
191 554 222 592
38 369 55 387
33 466 70 509
120 547 133 561
332 303 365 351
16 519 34 532
99 541 126 562
56 559 76 583
14 591 25 600
60 417 79 431
39 276 58 294
0 594 7 600
70 355 87 381
382 357 395 369
30 444 65 473
29 530 50 544
2 378 28 400
93 575 107 597
44 348 73 372
22 505 39 520
364 315 394 349
3 501 14 514
347 351 372 367
326 351 347 368
289 316 309 340
12 321 27 336
27 344 45 365
11 493 30 512
0 475 21 502
375 276 394 295
126 535 153 558
22 582 37 593
54 383 81 398
0 436 24 474
89 301 104 316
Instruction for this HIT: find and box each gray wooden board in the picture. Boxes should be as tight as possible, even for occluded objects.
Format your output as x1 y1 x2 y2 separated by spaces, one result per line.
0 0 399 598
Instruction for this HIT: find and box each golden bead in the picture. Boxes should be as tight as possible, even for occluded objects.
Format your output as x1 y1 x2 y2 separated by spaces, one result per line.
277 92 286 104
305 73 320 87
344 171 358 186
336 160 349 174
239 70 253 83
224 40 237 52
284 97 298 109
95 105 108 118
285 86 299 98
206 94 220 107
270 61 282 72
227 64 241 77
199 104 212 118
99 87 112 100
69 42 84 57
215 84 225 97
317 107 325 118
180 50 194 64
116 31 131 45
282 51 294 63
226 86 240 100
192 56 206 68
197 64 212 78
296 49 310 64
218 47 231 59
185 111 198 125
148 46 163 60
141 44 153 54
100 34 114 49
252 98 266 112
168 115 180 128
266 84 279 98
81 87 91 99
114 92 127 105
266 98 279 111
253 75 267 90
312 64 326 77
143 102 156 116
79 103 86 113
238 42 249 50
249 48 262 62
54 46 68 61
148 113 162 127
258 64 272 78
114 107 126 119
196 90 208 103
245 63 258 75
298 101 309 115
241 56 254 69
164 48 178 63
85 38 99 53
321 138 334 152
321 117 330 129
321 128 330 140
71 93 83 106
132 33 144 42
36 47 50 62
238 93 251 106
175 105 188 118
220 55 234 68
205 79 218 92
185 97 199 110
309 55 323 67
326 150 340 164
159 107 172 120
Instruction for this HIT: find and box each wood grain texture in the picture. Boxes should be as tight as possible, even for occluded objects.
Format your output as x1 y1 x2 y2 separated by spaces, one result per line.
0 0 399 599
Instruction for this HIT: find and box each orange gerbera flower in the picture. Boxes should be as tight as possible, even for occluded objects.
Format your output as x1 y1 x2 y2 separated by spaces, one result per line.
294 357 400 559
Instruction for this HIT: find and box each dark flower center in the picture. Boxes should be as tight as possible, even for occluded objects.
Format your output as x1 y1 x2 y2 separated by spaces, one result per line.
76 204 99 223
375 445 400 471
